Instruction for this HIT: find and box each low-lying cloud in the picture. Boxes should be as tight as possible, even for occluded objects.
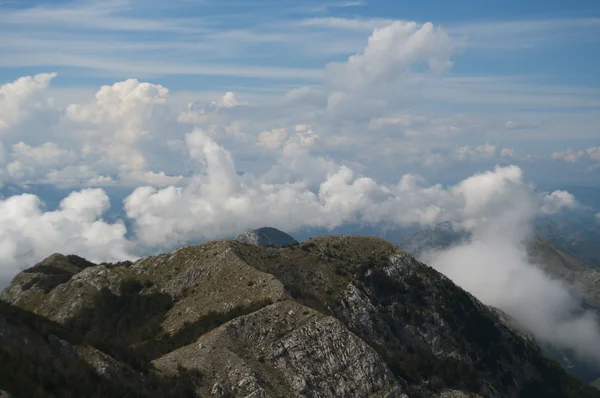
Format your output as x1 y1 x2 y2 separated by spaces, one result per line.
0 189 132 285
124 132 568 250
423 169 600 366
0 131 577 283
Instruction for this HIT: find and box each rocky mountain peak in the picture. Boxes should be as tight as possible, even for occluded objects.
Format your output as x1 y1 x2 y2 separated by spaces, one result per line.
234 226 299 247
1 234 599 397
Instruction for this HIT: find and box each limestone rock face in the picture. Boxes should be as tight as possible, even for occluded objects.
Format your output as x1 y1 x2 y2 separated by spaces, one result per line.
155 301 407 398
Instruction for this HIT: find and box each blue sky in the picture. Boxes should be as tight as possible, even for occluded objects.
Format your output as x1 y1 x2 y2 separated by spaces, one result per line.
2 0 600 90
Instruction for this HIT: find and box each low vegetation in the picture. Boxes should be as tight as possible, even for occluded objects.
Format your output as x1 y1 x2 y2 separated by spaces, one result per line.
2 234 599 397
0 301 199 398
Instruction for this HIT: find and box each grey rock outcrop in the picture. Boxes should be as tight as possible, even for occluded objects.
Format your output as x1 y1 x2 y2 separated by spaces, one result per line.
155 300 407 397
235 227 298 248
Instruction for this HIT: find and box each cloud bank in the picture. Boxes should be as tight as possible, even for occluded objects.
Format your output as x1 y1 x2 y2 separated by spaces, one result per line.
0 129 576 279
422 169 600 367
0 189 132 285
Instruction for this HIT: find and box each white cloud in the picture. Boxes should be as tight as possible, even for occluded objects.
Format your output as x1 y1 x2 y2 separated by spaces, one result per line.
8 19 593 191
0 1 329 80
586 146 600 160
540 190 579 214
453 143 497 161
326 21 460 91
177 92 248 131
451 17 600 50
448 165 534 231
258 128 288 149
257 126 318 149
121 170 184 187
45 165 110 188
299 17 394 31
0 189 133 287
552 146 600 163
423 171 600 366
6 142 76 181
552 148 583 162
121 131 567 252
66 78 169 145
220 92 245 108
296 127 319 147
65 78 185 183
0 73 56 131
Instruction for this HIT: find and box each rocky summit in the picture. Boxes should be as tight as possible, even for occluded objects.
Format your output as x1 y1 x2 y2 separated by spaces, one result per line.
234 227 299 248
1 230 599 398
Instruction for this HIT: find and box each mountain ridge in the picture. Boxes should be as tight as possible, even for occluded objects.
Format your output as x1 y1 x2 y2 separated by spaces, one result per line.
1 230 599 397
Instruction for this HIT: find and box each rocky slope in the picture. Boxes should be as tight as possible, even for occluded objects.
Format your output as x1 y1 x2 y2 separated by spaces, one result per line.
535 215 600 268
2 232 599 398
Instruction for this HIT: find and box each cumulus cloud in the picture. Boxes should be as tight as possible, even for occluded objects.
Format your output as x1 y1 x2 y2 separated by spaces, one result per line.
0 73 56 131
257 126 318 149
6 142 76 182
178 92 246 125
422 171 600 366
0 189 133 287
121 132 566 253
258 128 288 149
65 78 184 184
295 124 319 146
66 78 169 142
552 147 600 163
326 21 459 90
220 92 245 108
540 190 579 214
453 143 498 161
0 21 483 190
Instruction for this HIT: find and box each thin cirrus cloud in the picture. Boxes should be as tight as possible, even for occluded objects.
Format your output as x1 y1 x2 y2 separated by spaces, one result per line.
0 0 208 33
451 17 600 49
2 0 599 86
300 15 600 49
